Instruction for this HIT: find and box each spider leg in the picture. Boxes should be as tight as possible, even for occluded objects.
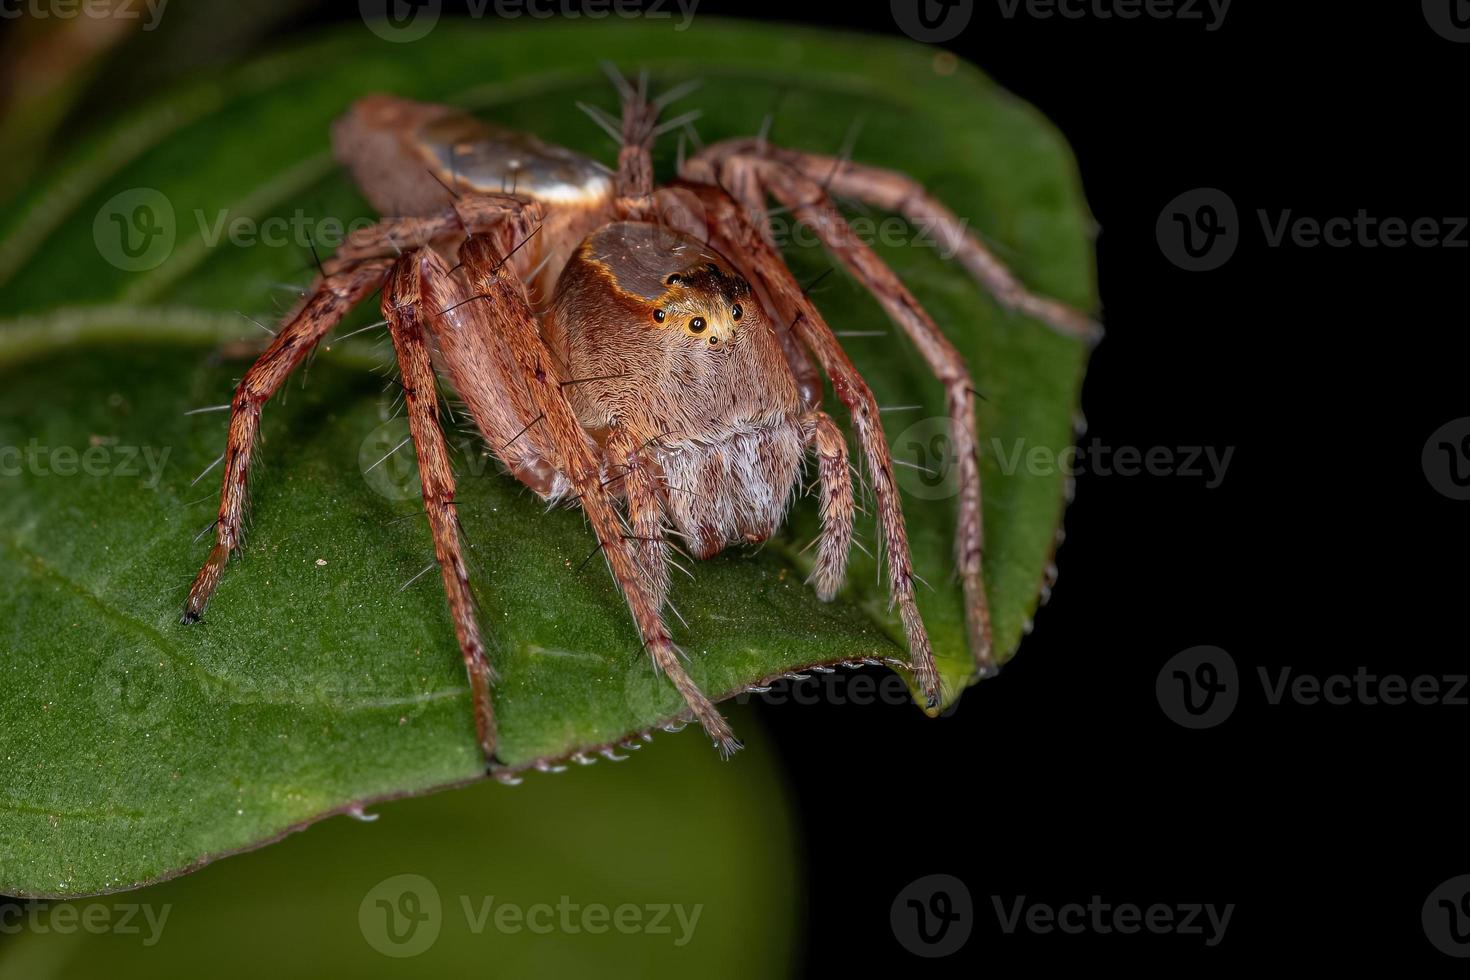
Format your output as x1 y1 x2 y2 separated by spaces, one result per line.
182 253 396 623
182 205 523 621
694 140 1102 344
803 411 855 601
323 197 540 274
422 215 739 756
381 249 497 761
324 211 463 271
679 182 944 705
610 71 701 220
607 426 672 613
611 74 657 215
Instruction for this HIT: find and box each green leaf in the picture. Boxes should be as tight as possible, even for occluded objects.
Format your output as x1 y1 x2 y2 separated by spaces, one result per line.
0 18 1095 897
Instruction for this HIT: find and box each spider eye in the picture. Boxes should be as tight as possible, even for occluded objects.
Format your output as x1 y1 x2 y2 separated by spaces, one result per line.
731 304 743 321
708 263 721 275
653 309 666 323
667 274 682 286
689 316 707 334
709 336 719 345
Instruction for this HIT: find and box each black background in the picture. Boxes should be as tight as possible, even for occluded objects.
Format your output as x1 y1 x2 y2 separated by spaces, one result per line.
7 0 1467 972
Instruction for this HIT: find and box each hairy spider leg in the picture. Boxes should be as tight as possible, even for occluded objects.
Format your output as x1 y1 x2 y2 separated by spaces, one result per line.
382 249 498 760
183 255 396 623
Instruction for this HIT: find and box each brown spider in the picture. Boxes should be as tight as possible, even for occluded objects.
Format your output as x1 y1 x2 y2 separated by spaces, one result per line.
181 74 1098 763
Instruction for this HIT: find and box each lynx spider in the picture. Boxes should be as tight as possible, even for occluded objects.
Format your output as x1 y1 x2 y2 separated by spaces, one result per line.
182 72 1099 763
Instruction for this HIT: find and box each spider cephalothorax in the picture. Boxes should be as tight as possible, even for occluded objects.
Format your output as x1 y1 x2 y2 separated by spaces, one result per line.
181 75 1099 766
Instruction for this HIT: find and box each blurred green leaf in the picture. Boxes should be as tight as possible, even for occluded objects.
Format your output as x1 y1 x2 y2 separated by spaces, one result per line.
0 714 797 979
0 19 1094 897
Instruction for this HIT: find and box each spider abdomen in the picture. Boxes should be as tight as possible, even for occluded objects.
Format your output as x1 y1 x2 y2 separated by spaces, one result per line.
334 95 614 214
659 422 807 559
